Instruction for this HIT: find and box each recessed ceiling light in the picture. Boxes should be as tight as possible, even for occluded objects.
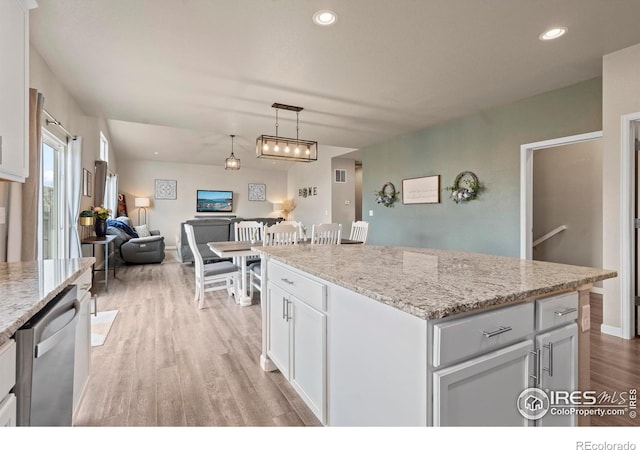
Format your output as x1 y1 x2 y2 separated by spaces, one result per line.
313 10 337 26
154 151 159 155
539 27 567 41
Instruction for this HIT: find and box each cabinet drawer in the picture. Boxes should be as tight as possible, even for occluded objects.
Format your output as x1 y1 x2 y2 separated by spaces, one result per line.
536 292 578 332
433 302 534 368
268 262 326 311
75 269 92 296
0 339 16 399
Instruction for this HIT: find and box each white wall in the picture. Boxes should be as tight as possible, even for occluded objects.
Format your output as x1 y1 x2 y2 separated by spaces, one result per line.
117 159 287 246
30 46 117 214
603 42 640 333
331 157 356 235
286 145 356 228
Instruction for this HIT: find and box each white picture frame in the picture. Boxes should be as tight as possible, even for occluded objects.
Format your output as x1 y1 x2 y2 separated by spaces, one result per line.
248 183 266 201
402 175 440 204
155 179 177 200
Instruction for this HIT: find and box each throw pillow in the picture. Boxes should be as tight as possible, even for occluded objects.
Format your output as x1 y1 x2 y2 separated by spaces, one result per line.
135 224 151 237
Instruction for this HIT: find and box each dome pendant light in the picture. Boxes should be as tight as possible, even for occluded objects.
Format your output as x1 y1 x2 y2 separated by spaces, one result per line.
225 134 241 170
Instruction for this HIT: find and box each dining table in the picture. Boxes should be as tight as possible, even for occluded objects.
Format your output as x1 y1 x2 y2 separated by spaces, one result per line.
207 238 364 307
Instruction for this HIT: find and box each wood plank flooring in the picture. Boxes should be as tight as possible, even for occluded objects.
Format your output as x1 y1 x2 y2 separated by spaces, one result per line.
74 254 639 427
73 251 320 426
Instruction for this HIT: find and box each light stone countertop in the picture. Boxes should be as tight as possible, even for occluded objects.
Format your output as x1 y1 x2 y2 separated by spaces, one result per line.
255 245 617 320
0 258 95 346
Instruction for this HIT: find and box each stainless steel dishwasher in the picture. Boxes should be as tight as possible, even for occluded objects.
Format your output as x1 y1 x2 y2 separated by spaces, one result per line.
15 285 80 426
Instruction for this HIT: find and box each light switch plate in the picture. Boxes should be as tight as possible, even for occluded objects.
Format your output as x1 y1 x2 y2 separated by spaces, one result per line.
581 304 590 331
369 210 373 216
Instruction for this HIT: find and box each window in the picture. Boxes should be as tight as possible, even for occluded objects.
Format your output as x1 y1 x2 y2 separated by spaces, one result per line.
99 131 109 164
41 129 67 259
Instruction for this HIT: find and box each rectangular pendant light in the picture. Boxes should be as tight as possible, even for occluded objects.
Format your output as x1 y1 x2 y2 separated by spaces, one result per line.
256 103 318 162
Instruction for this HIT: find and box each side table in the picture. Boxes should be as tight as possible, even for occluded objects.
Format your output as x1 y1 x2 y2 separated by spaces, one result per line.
81 235 117 292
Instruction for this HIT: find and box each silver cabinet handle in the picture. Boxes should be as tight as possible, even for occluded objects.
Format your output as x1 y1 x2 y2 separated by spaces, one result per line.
555 307 577 316
282 296 287 320
280 278 294 285
529 349 542 387
544 342 553 377
482 326 512 338
286 299 292 322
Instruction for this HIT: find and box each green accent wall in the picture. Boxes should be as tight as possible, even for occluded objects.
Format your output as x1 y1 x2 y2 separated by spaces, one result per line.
362 78 602 256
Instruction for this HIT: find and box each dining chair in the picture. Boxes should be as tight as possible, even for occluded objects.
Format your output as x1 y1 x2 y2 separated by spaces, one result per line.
349 220 369 244
310 223 342 245
250 223 299 297
279 220 306 240
184 223 239 309
233 220 263 263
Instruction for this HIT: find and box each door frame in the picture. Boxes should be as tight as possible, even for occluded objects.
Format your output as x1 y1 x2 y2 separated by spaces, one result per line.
519 131 603 260
620 112 640 338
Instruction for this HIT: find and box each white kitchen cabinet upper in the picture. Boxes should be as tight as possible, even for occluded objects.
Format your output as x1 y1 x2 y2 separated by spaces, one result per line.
0 0 32 183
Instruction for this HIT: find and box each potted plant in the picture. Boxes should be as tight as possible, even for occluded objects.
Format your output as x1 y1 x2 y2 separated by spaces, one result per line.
92 205 112 237
79 209 94 226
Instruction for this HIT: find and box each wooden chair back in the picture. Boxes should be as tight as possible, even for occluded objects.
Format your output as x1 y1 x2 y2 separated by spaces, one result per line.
263 223 299 246
311 223 342 245
349 221 369 243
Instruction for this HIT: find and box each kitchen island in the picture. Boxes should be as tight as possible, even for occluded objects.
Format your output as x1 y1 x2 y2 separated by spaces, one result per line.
255 245 616 427
0 258 95 426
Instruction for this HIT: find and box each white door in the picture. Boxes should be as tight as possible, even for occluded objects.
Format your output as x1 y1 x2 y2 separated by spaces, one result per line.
0 394 16 427
433 340 534 426
290 296 326 423
536 323 578 426
266 283 290 378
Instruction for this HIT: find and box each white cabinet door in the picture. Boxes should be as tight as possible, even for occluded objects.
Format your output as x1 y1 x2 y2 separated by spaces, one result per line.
433 340 534 426
0 394 16 427
536 323 578 427
290 296 326 423
266 283 290 378
0 0 28 182
73 290 92 411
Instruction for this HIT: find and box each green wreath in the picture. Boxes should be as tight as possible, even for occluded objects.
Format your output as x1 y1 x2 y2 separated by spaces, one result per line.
375 182 400 208
446 171 480 203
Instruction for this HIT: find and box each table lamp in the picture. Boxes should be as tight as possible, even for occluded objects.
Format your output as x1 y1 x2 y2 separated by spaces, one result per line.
135 197 150 225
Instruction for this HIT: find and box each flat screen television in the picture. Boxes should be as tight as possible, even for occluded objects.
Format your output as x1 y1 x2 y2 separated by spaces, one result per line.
196 190 233 212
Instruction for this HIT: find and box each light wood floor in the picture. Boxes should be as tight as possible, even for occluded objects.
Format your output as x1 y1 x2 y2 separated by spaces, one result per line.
73 250 321 426
75 255 639 427
589 293 640 426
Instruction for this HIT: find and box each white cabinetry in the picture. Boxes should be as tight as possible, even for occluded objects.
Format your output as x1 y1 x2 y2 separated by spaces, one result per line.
0 0 30 182
73 269 92 412
0 339 16 426
265 261 326 423
433 340 533 426
534 292 579 427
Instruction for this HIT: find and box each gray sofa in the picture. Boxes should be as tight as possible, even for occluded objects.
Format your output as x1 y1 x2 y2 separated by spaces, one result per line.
176 217 281 263
107 216 166 265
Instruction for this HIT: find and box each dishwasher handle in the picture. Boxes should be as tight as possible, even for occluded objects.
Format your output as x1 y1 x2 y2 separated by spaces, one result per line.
35 300 81 359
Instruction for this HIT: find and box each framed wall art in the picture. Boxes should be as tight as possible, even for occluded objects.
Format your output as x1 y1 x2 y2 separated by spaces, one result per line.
248 183 266 201
155 179 177 200
402 175 440 204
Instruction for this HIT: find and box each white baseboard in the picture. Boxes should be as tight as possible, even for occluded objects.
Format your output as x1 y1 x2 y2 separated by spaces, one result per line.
600 324 624 338
165 245 177 250
590 286 604 295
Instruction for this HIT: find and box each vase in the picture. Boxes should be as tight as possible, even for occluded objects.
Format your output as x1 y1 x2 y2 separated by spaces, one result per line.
94 219 107 237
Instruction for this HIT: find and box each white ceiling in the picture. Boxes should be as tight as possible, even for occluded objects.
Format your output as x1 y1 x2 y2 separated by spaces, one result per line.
29 0 640 170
